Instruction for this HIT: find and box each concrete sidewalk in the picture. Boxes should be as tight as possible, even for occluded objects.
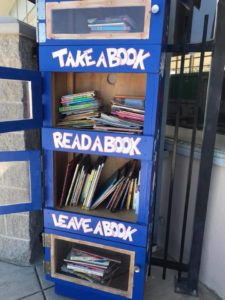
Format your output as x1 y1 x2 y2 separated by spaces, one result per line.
0 261 220 300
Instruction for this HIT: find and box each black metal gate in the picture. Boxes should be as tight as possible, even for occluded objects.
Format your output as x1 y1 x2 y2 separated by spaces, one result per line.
151 0 225 295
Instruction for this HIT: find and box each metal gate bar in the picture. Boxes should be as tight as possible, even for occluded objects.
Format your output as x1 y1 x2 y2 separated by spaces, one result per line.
177 15 209 283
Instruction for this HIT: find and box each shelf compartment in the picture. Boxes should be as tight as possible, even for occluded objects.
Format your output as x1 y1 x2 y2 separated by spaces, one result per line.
54 152 141 223
50 234 135 298
46 0 150 40
52 72 147 135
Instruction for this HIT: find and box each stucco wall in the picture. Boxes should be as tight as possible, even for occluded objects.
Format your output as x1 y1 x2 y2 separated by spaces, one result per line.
157 134 225 298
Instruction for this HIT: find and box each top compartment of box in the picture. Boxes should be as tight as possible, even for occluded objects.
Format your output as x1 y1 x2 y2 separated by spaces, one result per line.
38 0 168 45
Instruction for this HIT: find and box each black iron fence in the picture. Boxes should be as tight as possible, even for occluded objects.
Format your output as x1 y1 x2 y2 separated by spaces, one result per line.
151 0 225 295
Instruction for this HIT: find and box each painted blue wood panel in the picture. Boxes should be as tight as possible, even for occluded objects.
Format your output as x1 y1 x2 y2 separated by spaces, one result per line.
143 73 161 136
38 0 167 46
44 208 147 247
43 150 54 208
42 72 53 128
138 160 153 224
0 151 42 214
0 67 42 133
44 228 147 300
39 45 161 73
42 128 153 160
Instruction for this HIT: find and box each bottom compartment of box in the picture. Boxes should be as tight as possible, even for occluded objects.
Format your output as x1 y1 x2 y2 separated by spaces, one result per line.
44 230 147 300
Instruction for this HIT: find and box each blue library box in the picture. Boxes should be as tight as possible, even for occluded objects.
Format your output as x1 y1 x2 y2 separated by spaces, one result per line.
0 0 170 299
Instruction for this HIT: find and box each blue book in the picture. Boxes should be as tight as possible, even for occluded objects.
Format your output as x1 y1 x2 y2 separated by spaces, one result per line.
90 25 131 32
113 97 145 109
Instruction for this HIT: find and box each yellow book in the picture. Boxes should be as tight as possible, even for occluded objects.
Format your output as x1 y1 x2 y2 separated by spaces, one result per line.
82 169 95 209
126 179 134 210
80 173 90 204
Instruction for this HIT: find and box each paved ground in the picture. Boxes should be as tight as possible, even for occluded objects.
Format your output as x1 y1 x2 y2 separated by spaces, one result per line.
0 261 220 300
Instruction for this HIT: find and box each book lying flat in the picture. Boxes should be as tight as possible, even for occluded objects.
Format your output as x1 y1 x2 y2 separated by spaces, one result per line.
64 259 108 270
62 91 95 100
111 104 144 114
58 90 101 129
59 102 99 113
62 98 96 106
66 263 105 277
94 113 142 129
113 96 145 109
90 25 131 32
61 247 121 284
111 111 144 122
88 15 136 29
93 126 142 134
69 248 121 264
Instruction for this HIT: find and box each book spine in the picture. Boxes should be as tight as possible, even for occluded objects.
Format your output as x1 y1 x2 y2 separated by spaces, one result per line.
82 169 95 209
126 179 134 210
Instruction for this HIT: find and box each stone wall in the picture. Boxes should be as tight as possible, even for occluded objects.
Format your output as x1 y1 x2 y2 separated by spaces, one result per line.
0 18 43 266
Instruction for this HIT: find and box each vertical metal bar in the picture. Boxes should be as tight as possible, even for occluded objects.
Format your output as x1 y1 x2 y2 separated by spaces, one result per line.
177 15 209 282
162 4 194 277
162 48 186 280
187 0 225 292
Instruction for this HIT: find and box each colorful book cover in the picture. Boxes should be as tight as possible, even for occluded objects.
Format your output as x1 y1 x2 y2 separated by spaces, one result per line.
113 96 145 109
85 157 107 209
91 169 118 209
64 154 83 206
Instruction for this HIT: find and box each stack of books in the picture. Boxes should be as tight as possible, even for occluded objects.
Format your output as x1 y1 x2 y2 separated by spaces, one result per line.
61 248 121 284
88 15 136 33
93 96 145 134
59 155 140 213
57 91 100 129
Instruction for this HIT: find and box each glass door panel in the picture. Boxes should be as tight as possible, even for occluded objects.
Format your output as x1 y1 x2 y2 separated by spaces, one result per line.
0 151 42 214
46 0 151 40
0 67 42 133
0 67 42 214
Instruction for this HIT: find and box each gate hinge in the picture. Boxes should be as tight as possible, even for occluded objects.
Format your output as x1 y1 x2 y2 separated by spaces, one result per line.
42 233 51 248
43 261 51 275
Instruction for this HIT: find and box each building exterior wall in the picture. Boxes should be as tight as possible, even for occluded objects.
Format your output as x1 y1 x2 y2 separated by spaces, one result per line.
191 0 217 43
9 0 36 26
0 18 42 266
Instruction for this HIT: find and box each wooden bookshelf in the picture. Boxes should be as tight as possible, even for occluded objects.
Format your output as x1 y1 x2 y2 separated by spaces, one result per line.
54 152 139 222
57 205 137 223
52 72 146 128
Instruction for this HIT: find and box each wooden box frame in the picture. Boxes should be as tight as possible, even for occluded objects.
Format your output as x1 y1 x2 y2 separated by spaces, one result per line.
46 0 151 40
50 234 135 299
